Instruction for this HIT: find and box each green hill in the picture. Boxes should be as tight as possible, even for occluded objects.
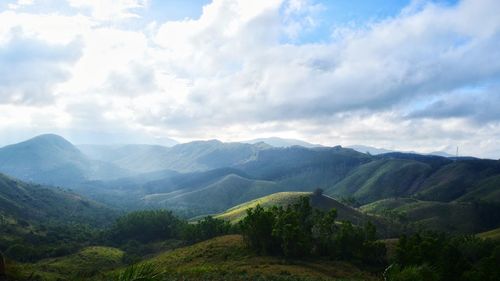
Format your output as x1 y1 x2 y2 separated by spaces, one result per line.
144 174 285 215
477 227 500 240
327 156 500 205
8 246 124 281
146 235 379 281
327 159 432 203
0 134 129 185
361 198 500 233
0 172 116 226
214 192 377 227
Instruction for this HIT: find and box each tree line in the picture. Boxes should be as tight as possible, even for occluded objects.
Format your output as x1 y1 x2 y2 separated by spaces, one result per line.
239 197 386 265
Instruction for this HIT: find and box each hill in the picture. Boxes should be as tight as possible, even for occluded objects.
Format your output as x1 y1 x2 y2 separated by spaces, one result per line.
78 144 173 174
147 235 379 281
0 173 116 226
7 246 124 281
477 227 500 241
80 140 268 174
243 137 320 148
0 134 129 185
360 198 500 233
327 155 500 204
143 174 285 215
327 159 433 204
214 192 386 232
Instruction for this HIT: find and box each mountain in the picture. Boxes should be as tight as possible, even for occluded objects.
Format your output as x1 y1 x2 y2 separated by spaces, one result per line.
0 134 130 185
143 174 285 215
243 137 320 148
327 153 500 204
347 145 393 155
79 140 267 174
78 144 172 174
327 159 434 204
348 145 457 158
0 173 116 225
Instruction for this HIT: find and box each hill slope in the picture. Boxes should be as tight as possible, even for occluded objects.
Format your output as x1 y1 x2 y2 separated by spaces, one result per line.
214 192 380 228
148 235 379 281
327 154 500 204
361 198 500 233
0 134 129 185
0 173 116 225
327 159 432 204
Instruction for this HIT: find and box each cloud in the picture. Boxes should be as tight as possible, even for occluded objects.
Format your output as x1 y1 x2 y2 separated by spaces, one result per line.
1 0 500 158
0 28 82 104
67 0 148 20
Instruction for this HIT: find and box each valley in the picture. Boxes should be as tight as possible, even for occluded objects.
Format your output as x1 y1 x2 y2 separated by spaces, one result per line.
1 134 500 280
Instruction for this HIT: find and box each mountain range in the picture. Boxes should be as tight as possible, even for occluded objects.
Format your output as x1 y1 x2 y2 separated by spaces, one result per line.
1 134 499 234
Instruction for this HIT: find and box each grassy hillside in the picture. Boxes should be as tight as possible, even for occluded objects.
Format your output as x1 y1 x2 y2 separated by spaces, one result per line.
327 159 432 203
7 246 124 281
361 198 500 233
0 134 129 186
147 235 380 281
0 173 116 225
214 192 378 228
477 227 500 241
327 155 500 205
415 160 500 202
144 174 285 215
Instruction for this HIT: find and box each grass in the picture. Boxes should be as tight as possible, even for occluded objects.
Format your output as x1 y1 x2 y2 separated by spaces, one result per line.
360 198 494 233
9 246 124 281
477 227 500 241
215 192 311 223
144 235 380 281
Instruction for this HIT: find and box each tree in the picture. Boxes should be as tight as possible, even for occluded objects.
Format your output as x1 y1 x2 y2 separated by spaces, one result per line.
239 205 279 255
0 251 5 277
313 188 324 197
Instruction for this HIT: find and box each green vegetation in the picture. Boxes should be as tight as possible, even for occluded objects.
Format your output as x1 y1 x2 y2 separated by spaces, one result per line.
327 159 432 204
145 235 379 281
478 227 500 241
386 232 500 281
361 198 500 233
239 197 386 265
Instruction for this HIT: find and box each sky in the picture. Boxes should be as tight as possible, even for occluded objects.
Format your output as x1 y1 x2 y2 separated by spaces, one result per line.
1 0 500 158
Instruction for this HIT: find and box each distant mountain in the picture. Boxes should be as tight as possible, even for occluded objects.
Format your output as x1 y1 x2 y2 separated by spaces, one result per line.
79 140 268 174
348 144 457 158
143 174 285 215
0 173 116 226
347 145 393 155
243 137 320 148
0 134 130 185
78 144 172 174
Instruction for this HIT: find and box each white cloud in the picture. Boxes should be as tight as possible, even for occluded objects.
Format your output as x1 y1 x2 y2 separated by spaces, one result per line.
1 0 500 158
67 0 148 21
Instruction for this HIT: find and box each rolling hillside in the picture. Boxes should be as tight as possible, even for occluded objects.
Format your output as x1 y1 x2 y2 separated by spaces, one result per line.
327 154 500 205
80 140 268 174
214 192 384 229
147 235 379 281
327 159 433 204
0 134 129 185
144 174 285 215
361 198 500 233
0 172 116 226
